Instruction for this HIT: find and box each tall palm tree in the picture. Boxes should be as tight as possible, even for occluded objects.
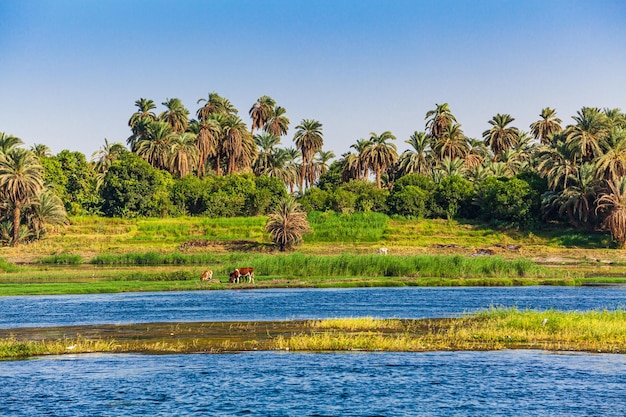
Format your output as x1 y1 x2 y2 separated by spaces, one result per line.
253 132 282 175
603 108 626 129
293 119 324 192
0 148 44 246
169 132 199 178
264 106 290 137
435 157 466 178
221 114 251 175
312 150 335 181
196 92 237 120
195 115 222 177
425 103 457 139
536 134 578 190
530 107 562 145
249 95 276 135
135 120 175 170
557 163 600 227
265 196 310 251
432 123 468 161
159 98 189 134
362 131 398 188
398 131 432 175
596 177 626 248
282 147 301 194
31 144 52 158
597 127 626 181
91 138 126 174
0 132 23 155
128 99 157 148
465 138 489 169
566 107 609 162
483 113 519 161
345 138 372 181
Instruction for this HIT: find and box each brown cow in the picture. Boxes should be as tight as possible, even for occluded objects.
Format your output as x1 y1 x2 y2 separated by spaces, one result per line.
229 267 254 283
200 270 213 281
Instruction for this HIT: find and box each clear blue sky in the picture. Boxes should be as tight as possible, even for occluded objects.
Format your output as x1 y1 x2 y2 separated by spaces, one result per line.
1 0 625 159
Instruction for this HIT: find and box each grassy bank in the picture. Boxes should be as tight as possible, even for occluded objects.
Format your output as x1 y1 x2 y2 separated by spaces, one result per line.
1 309 624 360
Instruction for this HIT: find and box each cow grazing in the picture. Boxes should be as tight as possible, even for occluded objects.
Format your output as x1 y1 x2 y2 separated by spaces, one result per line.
229 267 255 283
377 247 388 255
200 270 213 281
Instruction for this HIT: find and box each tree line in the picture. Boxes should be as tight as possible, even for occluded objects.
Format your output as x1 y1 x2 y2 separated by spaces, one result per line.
1 95 626 247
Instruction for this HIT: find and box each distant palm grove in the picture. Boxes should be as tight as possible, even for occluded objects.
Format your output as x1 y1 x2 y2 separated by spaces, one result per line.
1 93 626 247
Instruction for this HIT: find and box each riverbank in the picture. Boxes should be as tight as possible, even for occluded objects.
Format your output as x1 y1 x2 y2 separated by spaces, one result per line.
1 309 624 360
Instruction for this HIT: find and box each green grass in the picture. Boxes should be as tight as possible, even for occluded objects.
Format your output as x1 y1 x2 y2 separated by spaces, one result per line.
305 211 388 243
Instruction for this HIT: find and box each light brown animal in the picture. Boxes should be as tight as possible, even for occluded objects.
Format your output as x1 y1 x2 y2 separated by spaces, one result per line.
229 267 254 283
200 270 213 281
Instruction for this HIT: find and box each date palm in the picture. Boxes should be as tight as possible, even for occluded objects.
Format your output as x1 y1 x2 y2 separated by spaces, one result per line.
26 189 68 240
0 148 44 246
483 114 519 161
197 92 237 120
222 115 251 175
159 98 189 134
265 196 310 251
31 144 52 158
264 106 290 137
596 177 626 248
129 98 157 129
557 163 600 227
169 132 199 178
312 150 335 181
249 95 276 135
465 138 488 169
596 127 626 181
253 132 282 175
425 103 457 139
91 138 126 174
135 120 175 170
0 132 23 155
432 123 468 161
536 134 578 190
294 119 324 192
435 157 466 178
566 107 609 162
530 107 562 145
398 131 432 175
362 131 398 188
195 115 222 177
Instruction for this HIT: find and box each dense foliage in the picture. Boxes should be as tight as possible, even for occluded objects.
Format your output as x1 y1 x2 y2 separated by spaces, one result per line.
3 96 626 247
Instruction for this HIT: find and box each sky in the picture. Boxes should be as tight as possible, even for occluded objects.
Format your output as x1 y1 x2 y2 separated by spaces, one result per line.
1 0 625 160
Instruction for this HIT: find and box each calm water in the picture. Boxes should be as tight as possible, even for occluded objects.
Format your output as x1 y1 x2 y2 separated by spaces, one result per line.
0 286 625 328
1 286 625 416
1 351 625 416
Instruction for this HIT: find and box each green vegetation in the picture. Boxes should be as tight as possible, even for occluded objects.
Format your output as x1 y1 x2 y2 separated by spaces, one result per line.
1 309 624 360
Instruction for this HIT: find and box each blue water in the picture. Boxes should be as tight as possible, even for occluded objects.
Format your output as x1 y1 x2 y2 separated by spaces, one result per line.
0 286 624 328
0 351 624 416
1 286 626 416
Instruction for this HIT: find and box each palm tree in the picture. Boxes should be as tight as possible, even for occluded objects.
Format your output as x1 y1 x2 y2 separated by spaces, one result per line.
597 127 626 181
91 138 126 174
282 147 301 194
465 138 489 169
596 177 626 247
557 163 600 227
169 132 199 178
435 157 466 178
0 132 23 155
536 135 578 190
135 120 175 170
0 148 44 246
253 132 282 175
249 95 276 135
264 106 290 137
221 114 251 175
195 115 222 177
159 98 189 134
425 103 457 139
603 108 626 129
345 138 372 181
432 123 468 161
293 119 324 192
312 150 335 181
398 131 432 175
26 189 68 240
362 131 398 188
530 107 562 145
197 92 237 120
31 144 52 158
566 107 609 162
483 113 519 160
128 98 157 148
265 196 310 251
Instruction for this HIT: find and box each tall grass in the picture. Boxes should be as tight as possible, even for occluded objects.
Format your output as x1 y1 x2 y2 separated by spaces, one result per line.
305 211 388 243
0 257 20 273
87 252 557 279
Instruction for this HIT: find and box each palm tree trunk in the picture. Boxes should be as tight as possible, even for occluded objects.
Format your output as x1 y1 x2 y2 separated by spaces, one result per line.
375 168 381 188
12 205 20 247
300 159 306 193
